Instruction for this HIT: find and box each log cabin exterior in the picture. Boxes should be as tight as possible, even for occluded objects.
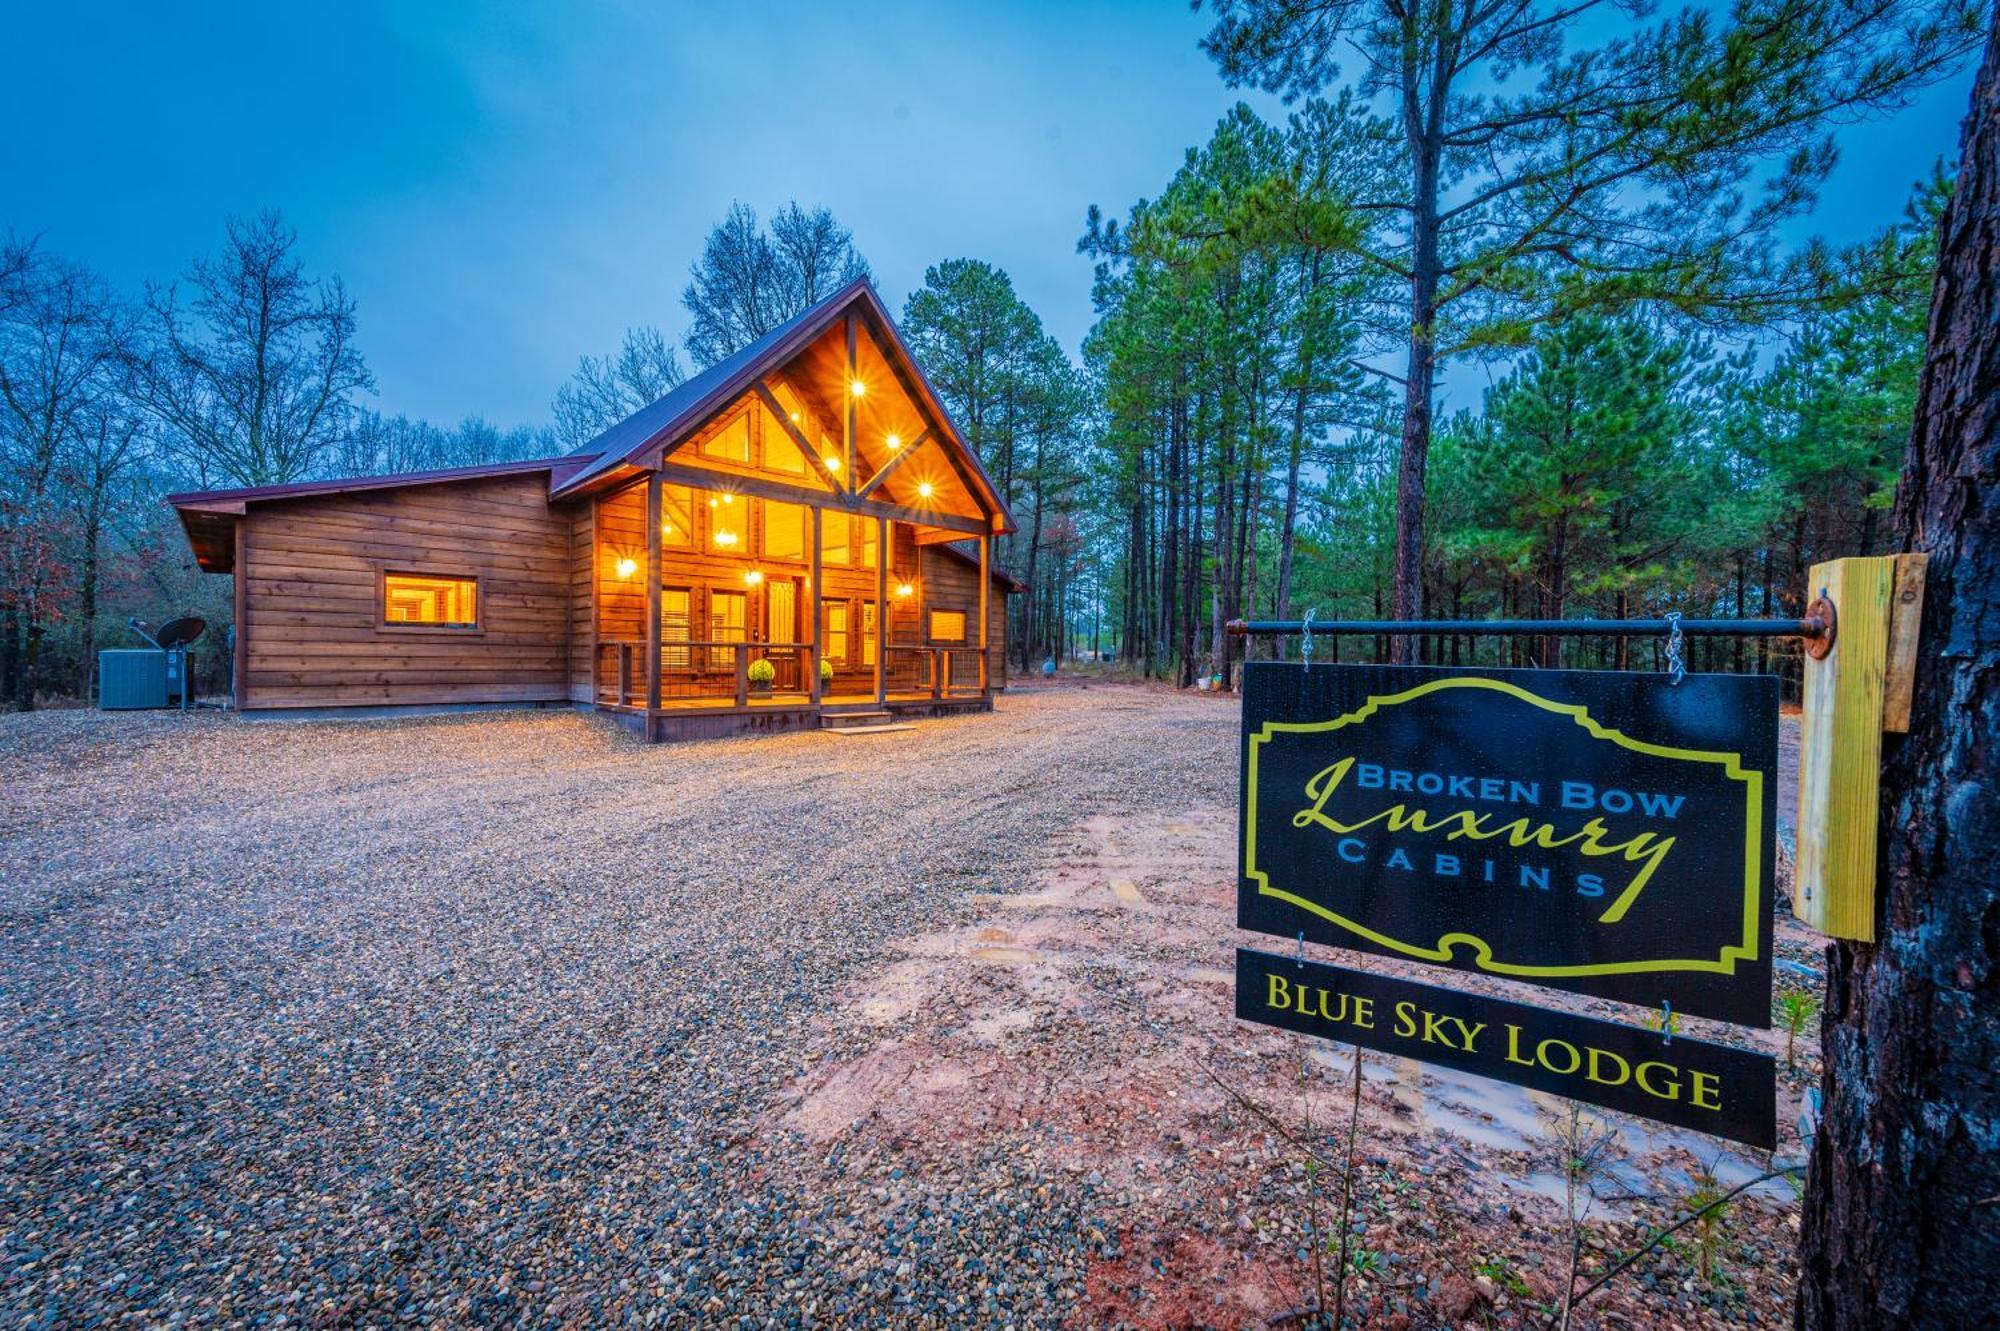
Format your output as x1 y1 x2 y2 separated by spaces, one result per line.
168 278 1020 742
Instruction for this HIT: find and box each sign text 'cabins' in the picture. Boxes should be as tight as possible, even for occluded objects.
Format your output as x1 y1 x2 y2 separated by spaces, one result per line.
1234 661 1780 1147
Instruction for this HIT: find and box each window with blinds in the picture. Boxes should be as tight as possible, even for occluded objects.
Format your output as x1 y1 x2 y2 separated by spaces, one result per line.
663 588 692 669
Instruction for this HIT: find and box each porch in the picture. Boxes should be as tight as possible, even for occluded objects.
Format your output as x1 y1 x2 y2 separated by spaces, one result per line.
591 636 995 740
567 282 1013 742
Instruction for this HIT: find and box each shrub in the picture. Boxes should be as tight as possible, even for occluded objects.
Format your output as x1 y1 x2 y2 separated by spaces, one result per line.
747 658 777 686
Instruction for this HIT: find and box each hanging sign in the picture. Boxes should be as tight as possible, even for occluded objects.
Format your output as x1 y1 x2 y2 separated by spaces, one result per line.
1236 949 1777 1149
1239 663 1777 1028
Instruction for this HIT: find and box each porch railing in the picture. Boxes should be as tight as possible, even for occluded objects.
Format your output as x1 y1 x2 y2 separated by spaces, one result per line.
596 639 818 708
597 638 987 708
883 645 989 699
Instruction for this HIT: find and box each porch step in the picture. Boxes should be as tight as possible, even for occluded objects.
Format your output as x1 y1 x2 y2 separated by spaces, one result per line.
820 710 912 736
820 709 893 729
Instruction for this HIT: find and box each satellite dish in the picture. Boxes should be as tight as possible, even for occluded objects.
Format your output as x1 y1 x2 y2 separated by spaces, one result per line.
154 617 207 650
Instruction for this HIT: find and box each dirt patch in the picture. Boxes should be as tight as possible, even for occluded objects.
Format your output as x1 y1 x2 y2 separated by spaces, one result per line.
757 798 1817 1329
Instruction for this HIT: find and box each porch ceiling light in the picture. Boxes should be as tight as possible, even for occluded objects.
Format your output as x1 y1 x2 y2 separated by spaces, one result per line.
916 481 934 499
849 379 866 398
886 433 901 450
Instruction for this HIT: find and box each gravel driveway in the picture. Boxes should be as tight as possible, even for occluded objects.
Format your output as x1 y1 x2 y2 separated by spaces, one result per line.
0 685 1237 1326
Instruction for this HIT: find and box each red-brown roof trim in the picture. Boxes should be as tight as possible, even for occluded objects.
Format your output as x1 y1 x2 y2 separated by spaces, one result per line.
165 456 568 510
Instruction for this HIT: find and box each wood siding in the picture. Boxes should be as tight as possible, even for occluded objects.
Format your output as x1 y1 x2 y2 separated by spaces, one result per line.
920 544 1009 686
238 473 571 708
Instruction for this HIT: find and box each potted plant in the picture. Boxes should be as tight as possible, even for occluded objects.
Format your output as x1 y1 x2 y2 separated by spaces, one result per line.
747 657 776 694
820 657 835 686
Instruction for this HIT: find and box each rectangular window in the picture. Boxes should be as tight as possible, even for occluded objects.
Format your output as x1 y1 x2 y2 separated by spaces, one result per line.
763 500 806 560
930 609 967 642
663 587 692 669
822 512 849 565
824 601 849 665
661 485 693 548
701 412 751 463
705 491 744 553
861 519 879 569
861 601 877 667
383 572 478 628
709 589 746 670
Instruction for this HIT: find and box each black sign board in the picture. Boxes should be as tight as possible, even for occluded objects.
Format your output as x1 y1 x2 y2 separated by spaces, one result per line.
1240 663 1776 1027
1237 949 1777 1149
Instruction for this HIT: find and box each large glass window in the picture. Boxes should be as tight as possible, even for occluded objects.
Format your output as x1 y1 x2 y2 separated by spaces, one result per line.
861 519 879 569
383 572 477 628
765 383 810 476
705 492 744 552
661 485 693 548
701 413 750 463
763 500 806 560
823 512 850 565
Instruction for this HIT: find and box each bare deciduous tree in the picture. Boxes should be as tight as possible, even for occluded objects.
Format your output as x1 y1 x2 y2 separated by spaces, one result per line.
682 202 867 368
138 210 371 487
551 325 686 447
0 244 128 708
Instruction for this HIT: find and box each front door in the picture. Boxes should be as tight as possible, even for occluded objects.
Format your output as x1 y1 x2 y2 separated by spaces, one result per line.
766 578 798 644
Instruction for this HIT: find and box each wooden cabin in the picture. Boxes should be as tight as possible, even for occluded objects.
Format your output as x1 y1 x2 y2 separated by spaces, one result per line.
168 278 1020 742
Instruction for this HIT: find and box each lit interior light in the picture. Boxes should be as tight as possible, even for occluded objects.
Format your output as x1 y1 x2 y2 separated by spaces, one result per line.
662 522 674 536
722 493 735 506
896 582 914 598
886 433 902 450
616 558 638 579
744 569 763 586
789 410 802 423
715 529 739 548
823 455 842 473
917 481 934 499
849 380 866 398
709 498 719 509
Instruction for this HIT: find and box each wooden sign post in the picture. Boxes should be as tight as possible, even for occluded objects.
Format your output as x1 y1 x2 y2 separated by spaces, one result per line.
1793 553 1928 942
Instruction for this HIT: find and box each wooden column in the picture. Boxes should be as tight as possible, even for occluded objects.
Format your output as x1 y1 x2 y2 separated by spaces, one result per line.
644 473 662 711
875 517 889 707
978 532 991 693
844 315 857 490
232 518 248 710
809 505 823 707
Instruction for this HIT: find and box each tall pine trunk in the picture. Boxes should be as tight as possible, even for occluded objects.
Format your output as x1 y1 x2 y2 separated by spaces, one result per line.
1796 20 2000 1327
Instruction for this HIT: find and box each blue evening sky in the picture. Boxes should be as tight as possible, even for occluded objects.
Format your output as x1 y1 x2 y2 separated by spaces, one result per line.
2 1 1978 428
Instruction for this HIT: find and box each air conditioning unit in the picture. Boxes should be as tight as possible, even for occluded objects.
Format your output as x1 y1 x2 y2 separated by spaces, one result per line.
98 649 168 709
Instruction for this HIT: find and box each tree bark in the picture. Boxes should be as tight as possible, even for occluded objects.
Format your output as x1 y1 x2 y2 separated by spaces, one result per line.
1797 19 2000 1329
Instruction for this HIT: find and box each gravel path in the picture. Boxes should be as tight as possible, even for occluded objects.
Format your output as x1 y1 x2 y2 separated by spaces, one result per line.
0 685 1238 1326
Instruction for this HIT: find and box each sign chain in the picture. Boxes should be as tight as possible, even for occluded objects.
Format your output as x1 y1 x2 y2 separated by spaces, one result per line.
1300 608 1316 672
1664 610 1686 686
